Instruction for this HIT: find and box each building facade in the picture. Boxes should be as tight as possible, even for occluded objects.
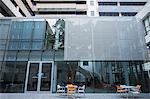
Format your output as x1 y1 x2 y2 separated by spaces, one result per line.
136 1 150 82
0 17 149 93
0 0 150 94
0 0 149 17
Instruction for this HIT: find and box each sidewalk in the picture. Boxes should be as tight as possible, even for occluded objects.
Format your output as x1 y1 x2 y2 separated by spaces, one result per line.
0 93 150 99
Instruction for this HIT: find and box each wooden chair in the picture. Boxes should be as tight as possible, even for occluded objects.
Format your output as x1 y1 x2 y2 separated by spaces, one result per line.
116 85 127 93
67 84 77 95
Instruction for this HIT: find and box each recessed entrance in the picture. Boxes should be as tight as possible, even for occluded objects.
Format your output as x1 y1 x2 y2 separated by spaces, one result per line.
24 61 53 92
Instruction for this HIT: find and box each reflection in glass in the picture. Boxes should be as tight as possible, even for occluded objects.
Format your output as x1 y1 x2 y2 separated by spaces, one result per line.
40 63 52 91
27 63 39 91
56 61 149 93
17 51 29 61
42 50 54 61
31 41 43 50
29 51 42 61
4 51 17 61
18 41 30 50
0 62 27 92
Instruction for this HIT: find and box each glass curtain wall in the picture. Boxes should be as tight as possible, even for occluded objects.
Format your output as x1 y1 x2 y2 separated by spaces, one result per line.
0 19 149 93
0 19 54 92
56 61 149 93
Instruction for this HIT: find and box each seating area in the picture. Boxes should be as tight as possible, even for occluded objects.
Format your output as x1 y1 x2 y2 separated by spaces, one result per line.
116 85 141 98
56 84 85 96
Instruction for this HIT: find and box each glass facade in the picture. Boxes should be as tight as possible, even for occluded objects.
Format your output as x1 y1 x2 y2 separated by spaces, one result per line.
0 18 149 93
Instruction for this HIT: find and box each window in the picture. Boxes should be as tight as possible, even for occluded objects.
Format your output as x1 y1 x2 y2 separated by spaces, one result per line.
90 1 94 6
98 2 117 6
83 61 88 66
143 16 150 35
38 11 87 15
120 2 146 6
91 11 94 16
121 12 137 16
99 12 119 16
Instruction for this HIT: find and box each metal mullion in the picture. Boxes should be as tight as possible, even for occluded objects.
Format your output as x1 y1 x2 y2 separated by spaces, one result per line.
37 62 42 92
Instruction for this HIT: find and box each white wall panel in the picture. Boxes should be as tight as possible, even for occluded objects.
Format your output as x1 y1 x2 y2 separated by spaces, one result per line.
64 17 147 60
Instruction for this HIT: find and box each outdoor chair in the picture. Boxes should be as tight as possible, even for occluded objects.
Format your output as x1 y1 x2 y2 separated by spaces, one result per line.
77 85 85 96
67 84 77 95
130 85 141 98
57 85 65 95
116 85 127 93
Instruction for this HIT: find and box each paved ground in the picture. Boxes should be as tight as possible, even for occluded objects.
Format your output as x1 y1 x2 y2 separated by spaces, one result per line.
0 93 150 99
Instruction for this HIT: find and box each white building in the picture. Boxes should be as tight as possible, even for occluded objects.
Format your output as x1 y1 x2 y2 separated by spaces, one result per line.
98 0 149 16
0 0 149 17
136 1 150 79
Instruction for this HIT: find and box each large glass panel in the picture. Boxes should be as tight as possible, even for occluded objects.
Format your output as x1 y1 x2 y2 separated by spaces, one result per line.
0 40 7 50
17 51 29 61
57 61 94 93
0 51 5 61
40 63 52 91
29 51 42 61
8 41 18 50
0 24 10 39
20 21 33 39
27 63 39 91
33 21 45 39
10 21 23 40
13 62 27 92
78 62 94 93
42 50 54 61
4 51 17 61
0 62 27 93
31 41 43 50
55 49 64 61
93 62 124 93
18 40 30 50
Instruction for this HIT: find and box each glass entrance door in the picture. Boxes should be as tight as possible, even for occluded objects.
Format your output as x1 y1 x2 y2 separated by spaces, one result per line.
25 61 53 92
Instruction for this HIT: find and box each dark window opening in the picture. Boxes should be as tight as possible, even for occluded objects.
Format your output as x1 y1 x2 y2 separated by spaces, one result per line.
83 61 88 66
98 2 117 6
31 1 86 4
38 11 87 15
99 12 119 16
120 2 146 6
121 12 137 16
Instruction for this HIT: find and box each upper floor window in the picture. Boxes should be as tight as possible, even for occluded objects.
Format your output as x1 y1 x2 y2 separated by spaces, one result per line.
83 61 88 66
91 11 94 16
120 2 146 6
143 16 150 35
98 2 117 6
90 1 94 6
99 12 119 16
121 12 137 16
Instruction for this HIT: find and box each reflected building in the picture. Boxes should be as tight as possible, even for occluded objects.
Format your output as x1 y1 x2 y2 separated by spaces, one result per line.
0 17 149 93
